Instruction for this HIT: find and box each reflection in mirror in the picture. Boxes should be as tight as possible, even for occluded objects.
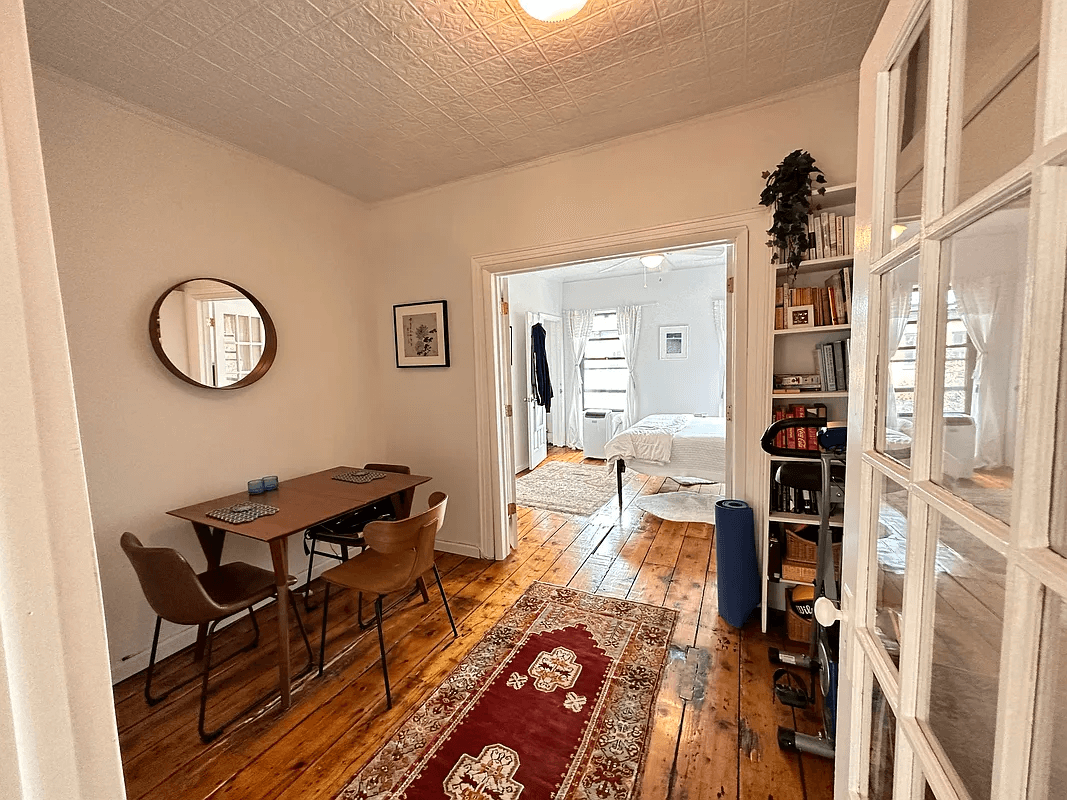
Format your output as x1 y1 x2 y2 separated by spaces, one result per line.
150 279 276 389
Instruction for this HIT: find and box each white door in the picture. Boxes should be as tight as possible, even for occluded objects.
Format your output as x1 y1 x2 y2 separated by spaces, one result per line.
208 298 264 387
526 311 549 470
543 314 564 447
837 0 1067 798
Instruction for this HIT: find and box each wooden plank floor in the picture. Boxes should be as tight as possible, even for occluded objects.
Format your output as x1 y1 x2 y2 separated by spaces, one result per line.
114 446 834 800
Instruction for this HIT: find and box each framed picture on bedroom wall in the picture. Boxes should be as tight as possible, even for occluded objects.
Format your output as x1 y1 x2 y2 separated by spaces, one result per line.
659 325 689 360
393 300 450 368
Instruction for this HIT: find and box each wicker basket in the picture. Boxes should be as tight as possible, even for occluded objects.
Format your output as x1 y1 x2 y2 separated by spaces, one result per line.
788 586 815 643
785 524 843 568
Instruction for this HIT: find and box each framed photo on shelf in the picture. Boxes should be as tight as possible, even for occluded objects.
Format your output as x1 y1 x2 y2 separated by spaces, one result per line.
659 325 689 360
393 300 450 368
786 304 816 329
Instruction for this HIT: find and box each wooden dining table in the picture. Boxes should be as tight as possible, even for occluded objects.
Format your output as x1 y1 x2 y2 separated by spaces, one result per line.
167 466 431 710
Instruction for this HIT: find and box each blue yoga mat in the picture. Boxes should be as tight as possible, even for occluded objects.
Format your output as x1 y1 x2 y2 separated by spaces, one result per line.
714 499 761 628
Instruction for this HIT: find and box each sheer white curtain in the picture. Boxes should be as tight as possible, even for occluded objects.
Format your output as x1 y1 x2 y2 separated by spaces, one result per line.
616 305 642 429
565 309 593 448
885 262 916 434
712 299 726 415
954 275 1010 467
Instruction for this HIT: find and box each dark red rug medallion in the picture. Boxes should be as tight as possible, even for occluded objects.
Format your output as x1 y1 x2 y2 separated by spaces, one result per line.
339 582 677 799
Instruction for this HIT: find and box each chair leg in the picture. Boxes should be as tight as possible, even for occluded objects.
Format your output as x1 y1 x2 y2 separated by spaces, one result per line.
341 544 350 562
433 565 458 639
357 591 372 631
375 595 391 709
318 582 330 676
416 575 431 604
145 616 166 705
288 591 315 673
248 606 260 648
304 540 317 612
198 621 222 743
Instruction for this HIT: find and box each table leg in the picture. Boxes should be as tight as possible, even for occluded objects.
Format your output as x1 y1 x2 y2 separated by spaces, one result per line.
192 522 226 660
390 488 416 520
269 538 292 710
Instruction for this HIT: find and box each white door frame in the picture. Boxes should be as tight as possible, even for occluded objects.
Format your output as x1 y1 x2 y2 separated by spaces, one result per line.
472 210 761 560
0 3 127 797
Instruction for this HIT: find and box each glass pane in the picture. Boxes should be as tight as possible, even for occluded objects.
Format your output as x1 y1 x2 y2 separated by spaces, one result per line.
886 22 930 253
584 391 624 411
238 344 251 371
590 312 617 333
237 315 251 342
1030 594 1067 800
250 316 263 343
874 473 908 667
585 339 623 359
878 258 920 466
934 195 1029 524
251 344 262 364
869 675 896 800
584 368 627 392
927 511 1006 800
954 0 1040 205
223 313 236 336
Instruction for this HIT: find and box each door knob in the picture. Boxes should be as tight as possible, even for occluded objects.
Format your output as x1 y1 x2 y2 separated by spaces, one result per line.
814 597 843 627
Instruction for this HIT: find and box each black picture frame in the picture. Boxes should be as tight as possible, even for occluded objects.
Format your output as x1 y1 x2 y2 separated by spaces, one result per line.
393 300 450 368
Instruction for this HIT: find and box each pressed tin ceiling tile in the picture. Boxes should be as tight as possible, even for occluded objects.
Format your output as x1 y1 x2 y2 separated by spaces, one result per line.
25 0 886 200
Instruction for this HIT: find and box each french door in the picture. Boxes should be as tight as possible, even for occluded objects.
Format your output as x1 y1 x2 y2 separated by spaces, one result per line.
839 0 1067 798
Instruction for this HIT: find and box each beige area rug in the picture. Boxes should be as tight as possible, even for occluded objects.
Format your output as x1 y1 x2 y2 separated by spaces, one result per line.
516 462 617 516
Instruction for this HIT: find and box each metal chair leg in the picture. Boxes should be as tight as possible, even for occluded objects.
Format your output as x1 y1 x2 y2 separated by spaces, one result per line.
318 582 330 676
145 616 166 705
288 591 315 672
375 595 391 709
198 621 222 743
433 565 458 639
357 591 373 630
248 606 260 648
304 541 317 612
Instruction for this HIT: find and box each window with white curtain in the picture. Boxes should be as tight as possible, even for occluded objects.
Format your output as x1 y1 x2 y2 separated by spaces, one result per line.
582 311 626 412
889 288 975 418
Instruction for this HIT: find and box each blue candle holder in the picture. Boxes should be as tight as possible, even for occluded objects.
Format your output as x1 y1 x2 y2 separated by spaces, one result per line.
262 475 279 492
247 478 265 495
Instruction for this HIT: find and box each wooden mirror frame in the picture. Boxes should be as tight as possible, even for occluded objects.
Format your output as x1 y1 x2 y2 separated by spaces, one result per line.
149 277 278 390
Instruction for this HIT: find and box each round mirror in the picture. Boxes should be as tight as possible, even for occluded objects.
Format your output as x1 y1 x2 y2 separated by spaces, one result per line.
149 278 277 390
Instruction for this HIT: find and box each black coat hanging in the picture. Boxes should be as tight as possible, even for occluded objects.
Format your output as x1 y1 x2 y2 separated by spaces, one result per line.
530 322 553 413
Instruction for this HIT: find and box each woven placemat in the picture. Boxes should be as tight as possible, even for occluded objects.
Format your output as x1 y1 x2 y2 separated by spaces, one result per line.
332 469 388 484
206 502 280 524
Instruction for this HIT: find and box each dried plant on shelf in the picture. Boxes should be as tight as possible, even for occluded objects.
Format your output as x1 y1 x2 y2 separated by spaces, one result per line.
759 149 826 280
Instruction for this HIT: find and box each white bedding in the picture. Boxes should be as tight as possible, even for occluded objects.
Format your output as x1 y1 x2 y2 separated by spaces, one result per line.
604 413 691 464
606 414 727 483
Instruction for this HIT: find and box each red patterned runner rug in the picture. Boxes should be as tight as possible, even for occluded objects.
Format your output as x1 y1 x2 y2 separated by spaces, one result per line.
339 582 677 800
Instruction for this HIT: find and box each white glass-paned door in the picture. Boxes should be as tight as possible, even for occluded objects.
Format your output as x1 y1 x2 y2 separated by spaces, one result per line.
844 0 1067 797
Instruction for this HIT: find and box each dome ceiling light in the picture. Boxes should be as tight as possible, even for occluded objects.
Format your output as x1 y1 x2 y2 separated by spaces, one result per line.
640 254 665 270
517 0 588 23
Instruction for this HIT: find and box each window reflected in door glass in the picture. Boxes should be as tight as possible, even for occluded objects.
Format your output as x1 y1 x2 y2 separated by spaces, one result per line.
877 257 920 467
934 195 1028 524
953 0 1040 206
869 676 896 800
874 473 909 667
927 511 1005 800
885 22 930 254
1030 593 1067 800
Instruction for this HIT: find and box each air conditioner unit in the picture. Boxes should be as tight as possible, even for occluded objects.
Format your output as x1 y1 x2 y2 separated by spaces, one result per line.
583 410 623 459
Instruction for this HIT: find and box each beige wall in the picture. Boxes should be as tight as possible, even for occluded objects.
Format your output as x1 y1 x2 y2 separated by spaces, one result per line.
33 73 376 682
364 74 862 553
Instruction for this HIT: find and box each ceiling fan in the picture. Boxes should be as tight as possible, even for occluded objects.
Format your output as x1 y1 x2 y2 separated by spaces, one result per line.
596 252 673 275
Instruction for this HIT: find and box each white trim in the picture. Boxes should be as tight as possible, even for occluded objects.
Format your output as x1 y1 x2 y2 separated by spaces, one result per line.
0 6 126 797
433 539 484 559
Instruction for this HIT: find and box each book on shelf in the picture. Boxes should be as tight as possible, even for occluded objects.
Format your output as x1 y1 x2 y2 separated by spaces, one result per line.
776 265 852 329
815 337 851 392
806 212 856 260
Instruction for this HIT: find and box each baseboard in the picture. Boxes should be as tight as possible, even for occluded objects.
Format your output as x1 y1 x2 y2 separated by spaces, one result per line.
434 539 484 559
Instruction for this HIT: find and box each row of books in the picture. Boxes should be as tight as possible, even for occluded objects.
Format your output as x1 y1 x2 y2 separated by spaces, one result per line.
773 266 853 329
817 338 851 392
806 211 855 260
772 483 821 516
772 402 828 451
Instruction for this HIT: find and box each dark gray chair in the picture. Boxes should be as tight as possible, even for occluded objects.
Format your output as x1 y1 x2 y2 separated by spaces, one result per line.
121 532 314 742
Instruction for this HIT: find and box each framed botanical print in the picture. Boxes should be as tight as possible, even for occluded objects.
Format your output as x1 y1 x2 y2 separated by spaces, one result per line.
393 300 450 368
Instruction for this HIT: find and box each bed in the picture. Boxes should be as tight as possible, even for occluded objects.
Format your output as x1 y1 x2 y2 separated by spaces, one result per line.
604 414 727 509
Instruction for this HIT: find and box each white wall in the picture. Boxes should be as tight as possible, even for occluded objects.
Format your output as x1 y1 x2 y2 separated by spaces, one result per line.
507 271 563 471
364 75 861 553
562 266 725 420
33 73 376 682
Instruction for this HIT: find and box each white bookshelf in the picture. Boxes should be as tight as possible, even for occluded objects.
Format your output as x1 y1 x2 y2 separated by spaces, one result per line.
759 182 854 632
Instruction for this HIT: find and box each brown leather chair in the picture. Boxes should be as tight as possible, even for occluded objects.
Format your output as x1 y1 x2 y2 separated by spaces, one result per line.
121 532 314 742
302 463 415 610
317 492 457 708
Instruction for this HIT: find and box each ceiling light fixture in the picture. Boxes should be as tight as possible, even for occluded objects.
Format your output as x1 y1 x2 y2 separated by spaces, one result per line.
640 254 665 270
891 224 909 240
518 0 587 23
